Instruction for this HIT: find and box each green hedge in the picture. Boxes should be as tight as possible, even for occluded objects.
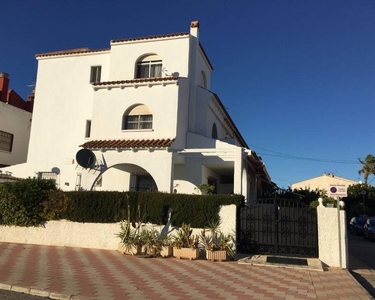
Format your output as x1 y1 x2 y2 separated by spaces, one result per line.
0 178 244 228
64 191 244 228
0 178 56 227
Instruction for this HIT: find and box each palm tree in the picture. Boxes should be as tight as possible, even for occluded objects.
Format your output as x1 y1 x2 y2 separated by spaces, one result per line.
358 154 375 184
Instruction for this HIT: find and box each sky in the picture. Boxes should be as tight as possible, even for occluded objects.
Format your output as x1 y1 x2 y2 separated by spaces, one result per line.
2 0 375 188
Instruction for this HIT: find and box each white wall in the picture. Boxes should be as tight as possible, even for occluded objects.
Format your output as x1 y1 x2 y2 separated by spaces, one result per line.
109 36 189 80
91 82 179 140
317 198 348 268
0 102 32 166
0 205 237 251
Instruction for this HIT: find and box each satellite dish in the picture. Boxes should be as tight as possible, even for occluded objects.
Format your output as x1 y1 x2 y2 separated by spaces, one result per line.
51 167 60 175
76 149 96 169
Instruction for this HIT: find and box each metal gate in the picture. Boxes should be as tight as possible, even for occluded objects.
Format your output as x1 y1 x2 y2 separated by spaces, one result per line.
237 198 318 257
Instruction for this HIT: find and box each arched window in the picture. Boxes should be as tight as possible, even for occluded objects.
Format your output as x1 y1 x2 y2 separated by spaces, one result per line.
136 54 162 78
200 71 207 88
212 123 218 139
123 105 153 130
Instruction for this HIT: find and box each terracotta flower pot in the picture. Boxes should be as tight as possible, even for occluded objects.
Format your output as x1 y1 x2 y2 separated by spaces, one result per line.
118 242 142 256
160 246 173 258
206 250 227 262
173 247 199 260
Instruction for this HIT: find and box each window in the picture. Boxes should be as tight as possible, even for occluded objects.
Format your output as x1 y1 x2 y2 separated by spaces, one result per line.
130 172 157 192
0 130 13 152
211 123 218 139
90 66 101 83
123 105 153 130
85 120 91 138
136 55 162 78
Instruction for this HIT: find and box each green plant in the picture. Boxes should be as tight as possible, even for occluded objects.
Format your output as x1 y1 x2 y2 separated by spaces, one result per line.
40 190 70 220
172 223 199 249
0 178 56 227
200 220 234 258
198 184 215 195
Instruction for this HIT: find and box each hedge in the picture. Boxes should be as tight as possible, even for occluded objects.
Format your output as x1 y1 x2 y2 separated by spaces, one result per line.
64 191 244 228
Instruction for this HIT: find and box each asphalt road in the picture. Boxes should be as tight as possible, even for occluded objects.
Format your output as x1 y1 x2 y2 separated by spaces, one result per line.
0 290 48 300
348 230 375 298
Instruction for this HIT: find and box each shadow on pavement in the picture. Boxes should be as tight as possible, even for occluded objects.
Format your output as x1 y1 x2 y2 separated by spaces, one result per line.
350 271 375 298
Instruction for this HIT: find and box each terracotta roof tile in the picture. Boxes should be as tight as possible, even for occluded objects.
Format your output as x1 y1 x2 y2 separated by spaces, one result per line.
0 173 22 181
80 138 175 149
36 47 110 58
111 32 189 44
92 76 179 86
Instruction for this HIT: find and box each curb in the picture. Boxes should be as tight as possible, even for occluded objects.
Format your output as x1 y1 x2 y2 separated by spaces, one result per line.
0 283 97 300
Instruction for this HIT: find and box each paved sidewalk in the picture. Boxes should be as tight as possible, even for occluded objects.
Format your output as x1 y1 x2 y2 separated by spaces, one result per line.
0 242 372 300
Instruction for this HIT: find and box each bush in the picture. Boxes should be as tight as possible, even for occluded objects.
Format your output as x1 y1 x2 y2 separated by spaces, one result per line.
40 190 71 220
64 191 244 228
0 178 56 226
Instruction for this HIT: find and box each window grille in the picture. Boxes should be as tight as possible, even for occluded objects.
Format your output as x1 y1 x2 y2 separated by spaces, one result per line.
129 172 157 192
0 130 13 152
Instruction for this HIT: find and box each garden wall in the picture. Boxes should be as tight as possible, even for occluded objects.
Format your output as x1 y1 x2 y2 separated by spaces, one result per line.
317 198 348 268
0 205 237 250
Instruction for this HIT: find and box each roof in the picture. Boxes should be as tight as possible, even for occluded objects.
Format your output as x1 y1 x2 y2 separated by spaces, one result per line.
211 92 248 149
36 47 110 58
0 173 22 182
111 32 189 44
199 43 214 70
92 77 178 86
292 173 358 185
80 138 175 150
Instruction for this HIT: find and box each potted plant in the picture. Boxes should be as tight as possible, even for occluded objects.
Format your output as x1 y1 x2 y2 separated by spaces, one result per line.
172 223 199 260
117 221 143 256
200 220 234 262
158 233 173 258
116 201 145 256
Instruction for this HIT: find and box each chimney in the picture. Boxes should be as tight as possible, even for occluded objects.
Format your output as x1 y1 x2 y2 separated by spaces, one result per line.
190 21 199 39
0 72 10 103
26 90 35 113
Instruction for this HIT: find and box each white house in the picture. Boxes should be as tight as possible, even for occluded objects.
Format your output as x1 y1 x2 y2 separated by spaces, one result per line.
291 172 358 192
4 21 274 200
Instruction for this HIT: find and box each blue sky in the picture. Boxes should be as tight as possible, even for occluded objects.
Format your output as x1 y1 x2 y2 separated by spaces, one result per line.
2 0 374 188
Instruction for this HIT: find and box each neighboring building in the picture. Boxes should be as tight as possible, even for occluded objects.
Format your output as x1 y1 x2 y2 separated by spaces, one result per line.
4 21 274 200
291 173 358 192
0 170 21 183
0 72 33 168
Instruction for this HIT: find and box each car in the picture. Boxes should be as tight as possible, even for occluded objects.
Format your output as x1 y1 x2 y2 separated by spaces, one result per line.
364 218 375 241
349 217 367 235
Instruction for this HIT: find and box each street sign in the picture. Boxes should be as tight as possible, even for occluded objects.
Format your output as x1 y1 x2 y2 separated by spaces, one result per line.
328 184 347 198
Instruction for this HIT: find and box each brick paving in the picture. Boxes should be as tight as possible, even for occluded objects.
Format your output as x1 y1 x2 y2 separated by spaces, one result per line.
0 242 372 300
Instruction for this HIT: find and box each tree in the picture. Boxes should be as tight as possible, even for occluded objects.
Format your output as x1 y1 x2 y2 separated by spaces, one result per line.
358 154 375 184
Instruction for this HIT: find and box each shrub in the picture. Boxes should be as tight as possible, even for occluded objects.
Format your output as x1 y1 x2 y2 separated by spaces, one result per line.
0 178 56 226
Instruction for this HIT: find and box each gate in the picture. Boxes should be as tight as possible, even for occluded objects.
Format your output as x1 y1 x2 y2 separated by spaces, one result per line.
237 198 318 257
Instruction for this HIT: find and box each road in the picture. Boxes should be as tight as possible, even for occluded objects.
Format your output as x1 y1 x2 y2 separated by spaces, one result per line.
348 231 375 298
0 290 48 300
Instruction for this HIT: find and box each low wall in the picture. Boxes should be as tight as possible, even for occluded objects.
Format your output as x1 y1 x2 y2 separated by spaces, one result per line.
0 205 237 251
317 198 348 268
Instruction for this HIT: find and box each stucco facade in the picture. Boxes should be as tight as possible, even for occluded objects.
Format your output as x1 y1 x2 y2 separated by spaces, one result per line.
291 173 357 192
4 21 273 200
